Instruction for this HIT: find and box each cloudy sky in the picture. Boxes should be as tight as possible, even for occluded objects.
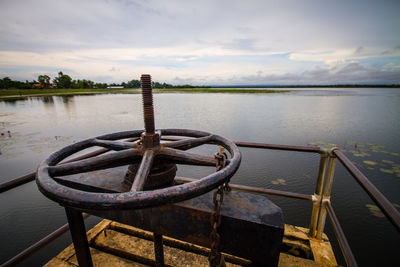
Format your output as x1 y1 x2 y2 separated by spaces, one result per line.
0 0 399 85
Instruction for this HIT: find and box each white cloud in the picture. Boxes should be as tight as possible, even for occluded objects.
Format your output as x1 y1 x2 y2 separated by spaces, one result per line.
0 0 399 84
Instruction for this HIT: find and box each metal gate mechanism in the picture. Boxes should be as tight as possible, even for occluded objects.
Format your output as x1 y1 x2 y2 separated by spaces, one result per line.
36 74 284 267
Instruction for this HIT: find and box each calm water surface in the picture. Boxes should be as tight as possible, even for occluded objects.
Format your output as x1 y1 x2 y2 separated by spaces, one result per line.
0 88 399 266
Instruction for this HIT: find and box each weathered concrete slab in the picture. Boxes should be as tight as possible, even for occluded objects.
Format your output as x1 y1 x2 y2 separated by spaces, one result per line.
282 224 337 266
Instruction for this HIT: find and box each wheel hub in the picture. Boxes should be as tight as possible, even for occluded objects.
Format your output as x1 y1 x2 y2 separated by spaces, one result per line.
123 160 177 190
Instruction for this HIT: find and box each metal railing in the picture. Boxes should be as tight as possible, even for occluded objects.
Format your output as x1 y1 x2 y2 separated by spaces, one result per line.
1 140 399 267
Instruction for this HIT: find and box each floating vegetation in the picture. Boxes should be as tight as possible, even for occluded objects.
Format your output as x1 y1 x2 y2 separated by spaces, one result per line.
271 178 287 185
352 152 371 157
366 203 400 218
379 168 394 174
307 141 338 149
0 128 72 159
365 204 385 218
308 140 400 179
363 160 378 166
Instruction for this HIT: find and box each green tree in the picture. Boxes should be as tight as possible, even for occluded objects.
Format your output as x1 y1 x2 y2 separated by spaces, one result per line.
95 82 108 89
0 77 12 88
124 79 141 88
38 75 51 88
53 71 72 88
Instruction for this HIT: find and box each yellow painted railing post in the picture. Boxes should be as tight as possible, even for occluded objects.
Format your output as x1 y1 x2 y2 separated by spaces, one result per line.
309 149 328 237
316 148 338 239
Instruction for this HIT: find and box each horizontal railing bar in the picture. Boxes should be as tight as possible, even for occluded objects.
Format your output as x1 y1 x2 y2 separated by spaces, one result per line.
334 150 400 232
0 172 36 194
234 141 322 153
161 137 322 153
175 177 312 201
326 202 358 267
0 138 139 193
1 213 91 267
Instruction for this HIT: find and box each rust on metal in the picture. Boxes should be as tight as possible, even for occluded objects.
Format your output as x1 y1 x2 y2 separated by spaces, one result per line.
36 129 241 210
141 74 155 135
209 152 229 266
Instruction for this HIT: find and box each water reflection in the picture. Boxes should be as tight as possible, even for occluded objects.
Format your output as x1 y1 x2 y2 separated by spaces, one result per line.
59 96 77 117
42 96 54 105
1 98 19 105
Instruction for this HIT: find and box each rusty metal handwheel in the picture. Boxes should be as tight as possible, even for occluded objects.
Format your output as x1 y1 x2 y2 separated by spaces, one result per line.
36 129 240 210
36 75 241 211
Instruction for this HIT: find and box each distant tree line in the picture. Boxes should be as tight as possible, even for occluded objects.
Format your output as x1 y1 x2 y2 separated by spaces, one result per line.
121 79 198 89
4 72 397 89
0 77 34 89
0 72 199 89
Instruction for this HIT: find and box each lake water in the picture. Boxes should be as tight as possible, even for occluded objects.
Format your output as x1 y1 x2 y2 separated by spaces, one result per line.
0 88 399 266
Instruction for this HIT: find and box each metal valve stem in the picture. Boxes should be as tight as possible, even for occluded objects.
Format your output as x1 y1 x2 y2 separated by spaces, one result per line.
141 74 155 134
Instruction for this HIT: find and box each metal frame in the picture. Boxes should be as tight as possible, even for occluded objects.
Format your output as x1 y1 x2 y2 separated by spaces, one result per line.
1 141 399 267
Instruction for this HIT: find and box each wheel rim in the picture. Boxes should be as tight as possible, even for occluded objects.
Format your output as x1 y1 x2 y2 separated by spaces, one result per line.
36 129 241 210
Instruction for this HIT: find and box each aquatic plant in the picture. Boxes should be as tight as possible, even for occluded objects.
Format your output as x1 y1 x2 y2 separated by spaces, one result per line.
271 178 287 185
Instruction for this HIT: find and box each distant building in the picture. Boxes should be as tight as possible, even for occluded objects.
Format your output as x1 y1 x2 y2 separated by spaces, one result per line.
107 86 124 89
33 83 53 88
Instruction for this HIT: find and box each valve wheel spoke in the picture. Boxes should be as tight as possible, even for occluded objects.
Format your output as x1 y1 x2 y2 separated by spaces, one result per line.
162 135 213 150
49 149 143 176
130 150 155 191
92 138 138 151
159 147 217 166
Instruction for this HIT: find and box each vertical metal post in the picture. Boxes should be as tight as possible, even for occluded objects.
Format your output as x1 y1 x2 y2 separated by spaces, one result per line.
316 151 337 239
309 150 328 237
65 207 93 267
153 233 165 267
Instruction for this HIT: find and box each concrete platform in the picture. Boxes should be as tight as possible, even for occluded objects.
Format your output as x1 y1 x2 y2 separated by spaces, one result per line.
44 220 337 267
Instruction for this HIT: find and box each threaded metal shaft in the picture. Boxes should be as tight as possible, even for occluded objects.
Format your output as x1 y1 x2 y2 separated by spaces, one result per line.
141 74 155 134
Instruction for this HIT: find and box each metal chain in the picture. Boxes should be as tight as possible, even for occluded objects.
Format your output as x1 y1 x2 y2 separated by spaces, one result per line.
208 152 229 267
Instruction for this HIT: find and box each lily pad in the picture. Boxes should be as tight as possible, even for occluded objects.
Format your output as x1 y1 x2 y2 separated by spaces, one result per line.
353 152 371 157
379 168 394 174
363 160 378 166
366 204 384 217
382 160 394 164
370 210 385 218
366 204 380 211
271 178 287 185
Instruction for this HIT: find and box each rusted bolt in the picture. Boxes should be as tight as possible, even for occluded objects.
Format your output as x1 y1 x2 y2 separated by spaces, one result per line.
141 74 155 134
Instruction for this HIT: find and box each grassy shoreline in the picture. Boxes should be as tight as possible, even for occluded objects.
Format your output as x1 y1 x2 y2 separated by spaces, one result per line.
0 87 288 99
